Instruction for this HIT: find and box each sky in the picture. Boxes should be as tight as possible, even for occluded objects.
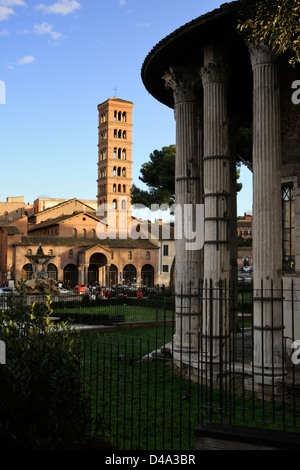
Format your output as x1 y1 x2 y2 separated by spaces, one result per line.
0 0 253 216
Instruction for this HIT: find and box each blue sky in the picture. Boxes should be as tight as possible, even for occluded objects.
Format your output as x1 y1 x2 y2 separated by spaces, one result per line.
0 0 252 215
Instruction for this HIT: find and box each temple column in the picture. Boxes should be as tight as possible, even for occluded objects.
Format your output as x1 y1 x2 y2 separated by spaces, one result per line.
200 47 231 365
163 66 203 365
248 41 284 384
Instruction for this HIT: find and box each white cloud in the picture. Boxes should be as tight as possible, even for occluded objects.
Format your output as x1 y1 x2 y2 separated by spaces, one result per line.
0 6 14 20
119 0 125 5
0 1 26 6
0 1 26 21
0 27 10 34
136 22 150 28
33 21 63 39
36 0 81 15
17 55 35 65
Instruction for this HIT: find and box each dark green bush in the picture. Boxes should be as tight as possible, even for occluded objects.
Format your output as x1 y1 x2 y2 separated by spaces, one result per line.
0 297 114 450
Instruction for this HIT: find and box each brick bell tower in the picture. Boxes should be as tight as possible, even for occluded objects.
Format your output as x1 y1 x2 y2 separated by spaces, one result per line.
97 96 133 235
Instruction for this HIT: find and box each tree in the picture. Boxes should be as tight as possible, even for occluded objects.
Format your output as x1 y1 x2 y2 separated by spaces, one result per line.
132 142 245 207
238 0 300 67
131 145 175 207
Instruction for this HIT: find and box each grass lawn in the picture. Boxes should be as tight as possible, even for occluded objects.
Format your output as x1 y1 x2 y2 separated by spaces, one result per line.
53 303 174 324
80 326 300 451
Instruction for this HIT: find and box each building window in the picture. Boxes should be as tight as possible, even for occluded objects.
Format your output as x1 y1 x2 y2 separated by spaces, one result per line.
128 251 132 260
69 250 73 260
163 244 169 256
162 265 169 273
282 185 295 271
27 249 32 256
91 229 96 238
73 228 77 238
146 251 150 260
82 229 86 238
48 249 53 256
111 252 114 260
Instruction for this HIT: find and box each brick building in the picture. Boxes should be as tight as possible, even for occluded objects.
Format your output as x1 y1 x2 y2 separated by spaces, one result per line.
0 97 173 289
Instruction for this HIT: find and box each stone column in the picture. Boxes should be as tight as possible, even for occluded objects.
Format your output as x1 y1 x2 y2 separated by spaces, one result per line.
248 40 284 384
200 52 231 366
163 66 203 366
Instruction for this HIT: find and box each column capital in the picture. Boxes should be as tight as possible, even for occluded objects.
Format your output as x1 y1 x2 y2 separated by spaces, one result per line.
247 39 277 68
200 62 229 87
162 66 201 104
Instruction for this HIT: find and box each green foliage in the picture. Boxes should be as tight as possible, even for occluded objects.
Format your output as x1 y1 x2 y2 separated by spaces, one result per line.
238 0 300 67
0 297 113 450
131 145 176 207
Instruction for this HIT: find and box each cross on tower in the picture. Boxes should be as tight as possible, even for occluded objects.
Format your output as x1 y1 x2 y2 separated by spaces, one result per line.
113 87 118 98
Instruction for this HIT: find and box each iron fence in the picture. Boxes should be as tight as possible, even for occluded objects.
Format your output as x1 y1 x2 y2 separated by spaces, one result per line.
1 279 300 449
77 279 300 450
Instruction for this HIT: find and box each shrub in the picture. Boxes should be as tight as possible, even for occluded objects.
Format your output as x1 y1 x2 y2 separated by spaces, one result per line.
0 297 114 450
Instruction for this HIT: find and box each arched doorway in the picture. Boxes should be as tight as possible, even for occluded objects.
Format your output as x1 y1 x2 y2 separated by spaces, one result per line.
22 263 34 280
47 263 58 281
141 264 154 287
109 264 118 287
63 264 78 288
123 264 137 284
88 252 107 285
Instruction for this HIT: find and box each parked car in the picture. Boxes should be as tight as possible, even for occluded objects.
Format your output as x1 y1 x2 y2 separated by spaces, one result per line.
0 287 18 295
73 284 88 294
56 286 71 295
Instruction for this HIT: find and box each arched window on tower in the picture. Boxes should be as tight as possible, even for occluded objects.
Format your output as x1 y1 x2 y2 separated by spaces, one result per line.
122 199 126 210
114 110 117 121
113 199 117 209
128 251 132 260
122 149 126 160
118 184 121 192
113 184 116 192
118 129 122 138
118 148 122 159
123 184 126 193
73 228 77 238
123 130 126 139
122 112 126 122
117 167 121 177
113 148 117 159
114 129 117 138
122 168 126 177
113 167 117 176
118 111 122 120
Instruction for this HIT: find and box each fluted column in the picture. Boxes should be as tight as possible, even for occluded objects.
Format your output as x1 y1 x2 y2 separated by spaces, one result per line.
163 66 203 365
200 59 231 364
248 41 284 383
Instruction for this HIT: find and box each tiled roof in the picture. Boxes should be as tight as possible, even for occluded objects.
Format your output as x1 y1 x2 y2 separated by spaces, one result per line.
28 211 99 231
1 225 21 234
12 236 159 250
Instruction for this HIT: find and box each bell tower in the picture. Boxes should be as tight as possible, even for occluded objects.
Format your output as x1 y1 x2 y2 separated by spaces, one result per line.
97 97 133 235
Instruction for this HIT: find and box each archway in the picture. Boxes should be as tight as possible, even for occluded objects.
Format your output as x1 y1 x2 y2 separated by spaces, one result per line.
109 264 118 287
141 264 154 287
47 263 58 281
88 252 107 285
21 263 34 280
123 264 137 284
63 264 78 288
